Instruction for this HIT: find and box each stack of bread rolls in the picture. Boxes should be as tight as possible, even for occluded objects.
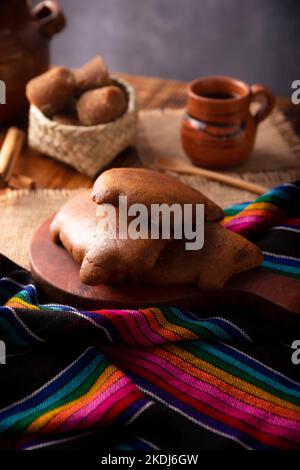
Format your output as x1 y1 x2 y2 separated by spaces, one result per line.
26 56 127 126
50 168 263 290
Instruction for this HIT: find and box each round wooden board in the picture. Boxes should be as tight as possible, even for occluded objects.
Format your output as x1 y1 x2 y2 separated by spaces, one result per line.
29 216 300 324
29 216 215 310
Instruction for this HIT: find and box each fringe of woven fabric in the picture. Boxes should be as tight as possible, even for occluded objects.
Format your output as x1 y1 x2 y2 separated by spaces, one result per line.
0 188 83 202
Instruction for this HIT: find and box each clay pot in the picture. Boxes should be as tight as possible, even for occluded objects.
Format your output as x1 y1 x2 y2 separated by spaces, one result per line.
0 0 65 126
181 76 275 169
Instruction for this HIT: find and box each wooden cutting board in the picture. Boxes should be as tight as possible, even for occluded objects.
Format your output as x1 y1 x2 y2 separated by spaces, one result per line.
29 216 300 325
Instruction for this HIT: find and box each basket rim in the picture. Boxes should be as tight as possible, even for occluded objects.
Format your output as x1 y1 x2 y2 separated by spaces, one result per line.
30 76 137 131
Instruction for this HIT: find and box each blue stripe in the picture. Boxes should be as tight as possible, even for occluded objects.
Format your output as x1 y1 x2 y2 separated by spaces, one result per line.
170 308 233 341
80 311 123 343
209 340 300 392
263 254 300 267
210 317 251 343
126 371 271 450
262 260 300 275
0 352 105 432
114 397 150 426
0 347 99 421
195 341 300 398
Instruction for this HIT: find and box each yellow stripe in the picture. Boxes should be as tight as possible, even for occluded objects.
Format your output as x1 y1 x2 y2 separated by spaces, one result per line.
149 307 198 341
166 343 300 412
26 365 120 433
222 202 282 223
6 298 40 310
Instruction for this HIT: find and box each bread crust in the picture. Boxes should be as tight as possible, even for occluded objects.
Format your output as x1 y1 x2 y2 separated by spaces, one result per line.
50 170 262 289
92 168 224 222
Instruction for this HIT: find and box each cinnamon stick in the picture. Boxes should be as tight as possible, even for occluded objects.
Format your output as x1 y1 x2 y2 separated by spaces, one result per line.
154 158 268 196
0 128 25 188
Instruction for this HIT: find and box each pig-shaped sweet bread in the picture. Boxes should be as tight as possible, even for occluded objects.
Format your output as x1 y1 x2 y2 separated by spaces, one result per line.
91 168 224 222
50 191 167 285
50 169 263 289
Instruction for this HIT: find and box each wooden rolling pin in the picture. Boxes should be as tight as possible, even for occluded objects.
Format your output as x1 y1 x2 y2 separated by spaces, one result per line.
0 127 26 188
154 157 268 195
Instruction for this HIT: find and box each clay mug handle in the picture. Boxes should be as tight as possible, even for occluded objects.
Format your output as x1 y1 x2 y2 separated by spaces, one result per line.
250 83 275 125
32 1 66 38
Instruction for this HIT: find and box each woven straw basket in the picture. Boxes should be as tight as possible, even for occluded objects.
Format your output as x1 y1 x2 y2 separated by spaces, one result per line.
28 77 138 178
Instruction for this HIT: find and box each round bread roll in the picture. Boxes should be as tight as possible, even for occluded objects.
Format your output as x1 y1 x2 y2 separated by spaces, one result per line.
26 67 75 117
73 56 111 95
76 86 127 126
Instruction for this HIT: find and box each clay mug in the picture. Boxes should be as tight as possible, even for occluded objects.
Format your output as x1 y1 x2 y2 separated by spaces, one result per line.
0 0 65 126
181 76 275 169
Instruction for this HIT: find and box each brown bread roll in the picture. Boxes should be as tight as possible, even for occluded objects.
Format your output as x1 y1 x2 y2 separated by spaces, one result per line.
50 191 167 285
26 67 75 117
73 56 111 95
92 168 224 222
50 190 262 289
139 223 263 290
50 169 262 289
76 86 127 126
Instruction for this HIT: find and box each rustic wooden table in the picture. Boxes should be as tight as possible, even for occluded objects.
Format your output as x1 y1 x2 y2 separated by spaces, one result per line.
1 74 300 190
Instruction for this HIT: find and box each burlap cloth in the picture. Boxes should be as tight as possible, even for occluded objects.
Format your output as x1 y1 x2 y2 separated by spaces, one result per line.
0 107 299 270
0 189 82 270
136 108 300 206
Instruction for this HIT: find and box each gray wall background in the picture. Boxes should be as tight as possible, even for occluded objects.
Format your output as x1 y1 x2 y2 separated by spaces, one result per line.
48 0 300 95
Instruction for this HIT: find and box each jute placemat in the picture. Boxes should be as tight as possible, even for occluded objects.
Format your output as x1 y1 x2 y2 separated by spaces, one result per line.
0 107 299 270
136 107 300 205
0 189 83 270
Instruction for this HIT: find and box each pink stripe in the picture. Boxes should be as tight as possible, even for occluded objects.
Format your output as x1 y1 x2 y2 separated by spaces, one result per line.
223 222 250 232
104 309 155 346
110 346 300 439
80 383 138 429
116 310 151 345
126 310 165 345
103 309 177 346
225 215 266 227
58 376 132 432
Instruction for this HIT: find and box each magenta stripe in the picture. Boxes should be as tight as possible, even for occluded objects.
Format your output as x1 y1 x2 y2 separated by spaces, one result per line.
57 376 131 431
80 382 137 429
108 310 152 345
109 346 300 438
224 215 266 227
120 310 152 345
223 223 250 232
126 310 165 345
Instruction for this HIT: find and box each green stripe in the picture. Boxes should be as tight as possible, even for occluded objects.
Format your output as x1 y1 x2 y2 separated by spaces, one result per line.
161 307 223 341
10 358 110 433
166 308 233 342
224 202 250 216
257 193 290 206
261 265 300 280
182 341 300 406
4 356 107 433
199 341 300 398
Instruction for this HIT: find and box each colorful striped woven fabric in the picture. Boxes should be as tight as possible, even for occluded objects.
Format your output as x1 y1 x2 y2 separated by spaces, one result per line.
0 181 299 450
223 182 300 279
